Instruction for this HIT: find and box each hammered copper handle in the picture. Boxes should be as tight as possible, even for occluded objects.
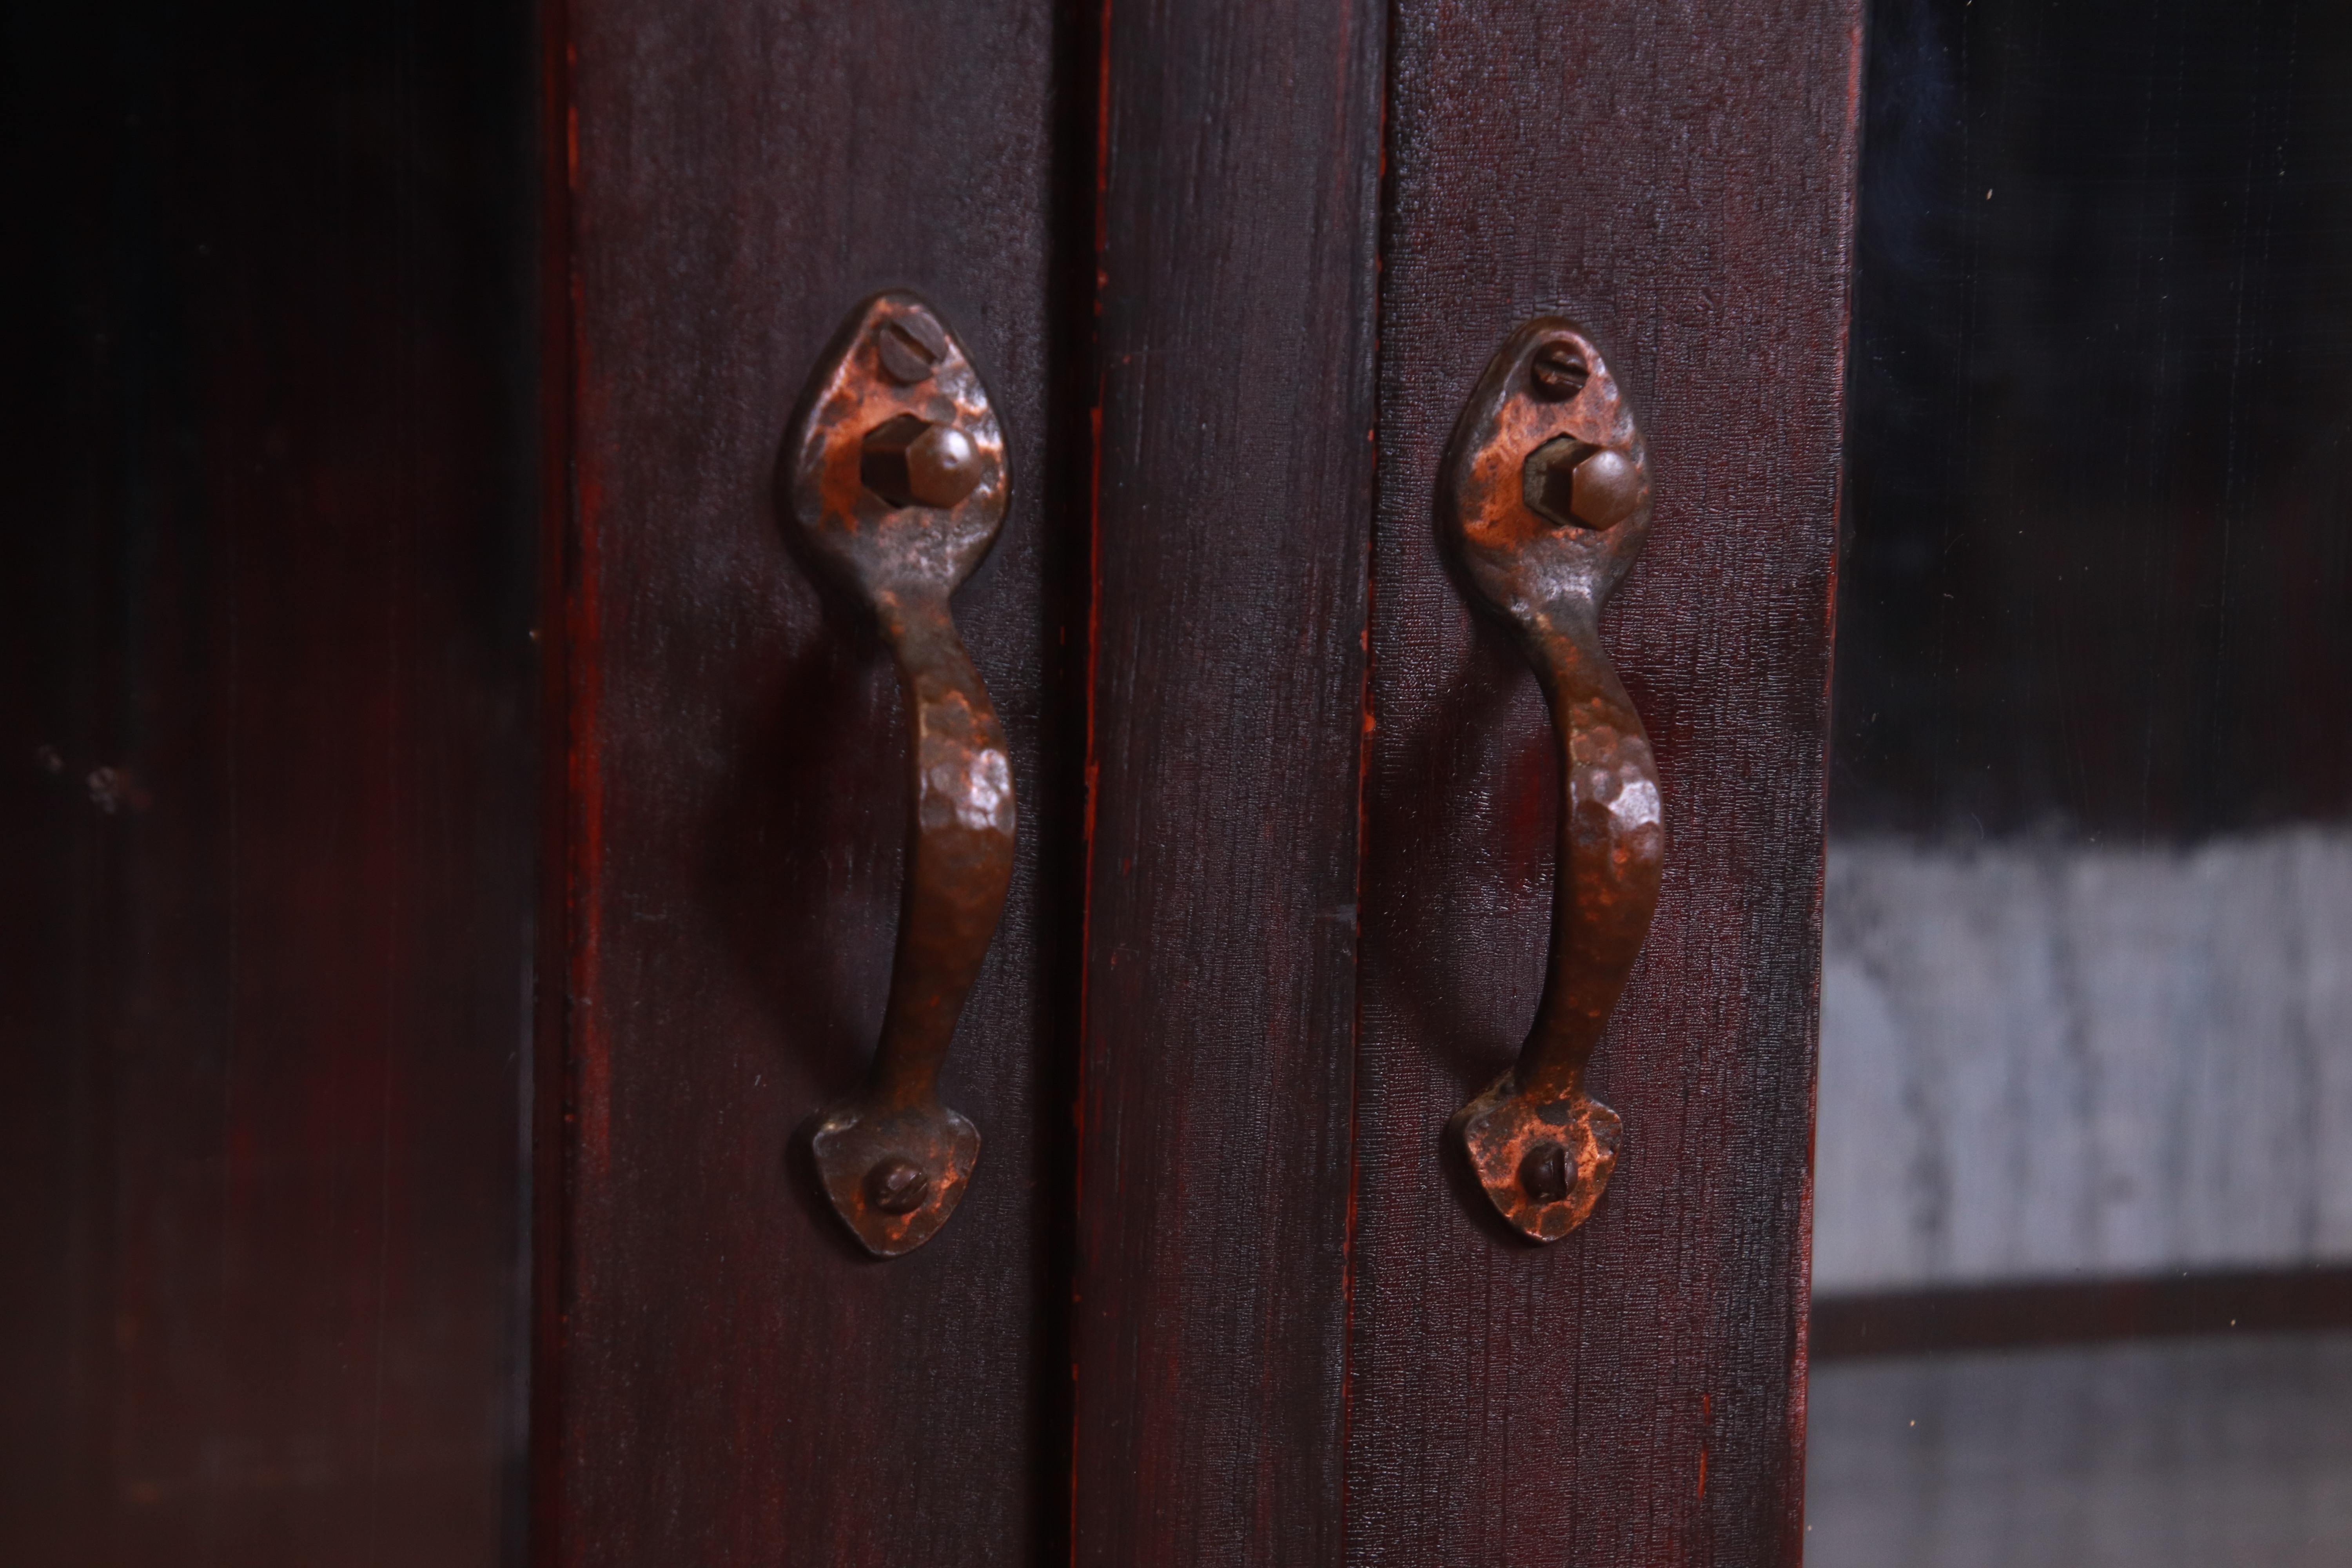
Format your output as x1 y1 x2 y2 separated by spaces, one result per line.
1441 319 1663 1243
784 292 1016 1257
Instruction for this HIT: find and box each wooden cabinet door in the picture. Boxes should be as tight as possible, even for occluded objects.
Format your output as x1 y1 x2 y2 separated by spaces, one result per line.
542 1 1073 1563
551 0 1860 1564
1350 7 1858 1561
1067 2 1860 1565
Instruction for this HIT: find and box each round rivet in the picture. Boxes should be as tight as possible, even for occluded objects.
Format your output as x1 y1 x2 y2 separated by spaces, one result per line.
860 416 986 510
907 424 983 508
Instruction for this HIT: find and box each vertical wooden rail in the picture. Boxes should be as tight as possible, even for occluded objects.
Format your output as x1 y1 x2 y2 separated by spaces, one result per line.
1070 0 1385 1558
1350 1 1862 1563
540 0 1069 1561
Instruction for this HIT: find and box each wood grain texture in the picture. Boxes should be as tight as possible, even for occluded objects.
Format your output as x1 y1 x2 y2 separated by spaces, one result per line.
0 1 539 1562
1068 0 1385 1559
1349 1 1861 1563
545 0 1073 1562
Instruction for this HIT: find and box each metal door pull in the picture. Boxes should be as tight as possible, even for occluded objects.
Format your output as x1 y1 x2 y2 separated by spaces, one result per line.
785 292 1014 1257
1440 319 1663 1242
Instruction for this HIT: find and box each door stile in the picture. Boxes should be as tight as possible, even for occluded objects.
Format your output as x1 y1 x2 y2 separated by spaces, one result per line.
539 0 1073 1561
1067 0 1388 1559
1348 1 1863 1564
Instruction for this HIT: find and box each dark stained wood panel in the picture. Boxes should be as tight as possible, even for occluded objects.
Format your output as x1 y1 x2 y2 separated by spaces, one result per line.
0 1 541 1562
1349 2 1862 1563
545 0 1073 1563
1068 0 1386 1559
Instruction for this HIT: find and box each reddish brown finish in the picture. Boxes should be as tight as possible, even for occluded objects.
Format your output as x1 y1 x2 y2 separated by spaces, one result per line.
1442 320 1663 1242
1351 0 1861 1563
11 0 1864 1559
544 0 1069 1559
1069 0 1385 1556
789 293 1018 1257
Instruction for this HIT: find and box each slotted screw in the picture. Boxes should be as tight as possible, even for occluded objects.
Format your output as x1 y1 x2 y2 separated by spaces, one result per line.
865 1156 931 1215
1530 341 1591 401
1519 1142 1573 1204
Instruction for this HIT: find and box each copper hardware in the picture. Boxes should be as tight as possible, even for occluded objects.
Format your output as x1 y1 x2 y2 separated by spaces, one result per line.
784 291 1016 1257
1440 318 1662 1243
861 413 987 510
1528 339 1591 401
863 1156 933 1216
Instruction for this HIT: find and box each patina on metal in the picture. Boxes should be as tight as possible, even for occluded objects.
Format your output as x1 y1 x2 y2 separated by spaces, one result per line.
1441 318 1662 1243
784 291 1015 1257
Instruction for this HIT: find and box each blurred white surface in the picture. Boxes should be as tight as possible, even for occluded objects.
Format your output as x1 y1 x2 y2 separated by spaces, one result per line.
1814 829 2352 1293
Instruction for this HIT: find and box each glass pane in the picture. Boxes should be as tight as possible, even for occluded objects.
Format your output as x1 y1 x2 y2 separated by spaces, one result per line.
1811 0 2352 1559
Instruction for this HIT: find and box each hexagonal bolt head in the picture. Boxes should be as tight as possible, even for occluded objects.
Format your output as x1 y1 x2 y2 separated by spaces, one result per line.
1523 435 1641 532
860 413 985 510
864 1156 931 1215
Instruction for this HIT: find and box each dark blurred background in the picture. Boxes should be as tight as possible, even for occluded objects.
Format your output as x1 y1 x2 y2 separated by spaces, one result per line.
0 2 539 1562
1833 0 2352 842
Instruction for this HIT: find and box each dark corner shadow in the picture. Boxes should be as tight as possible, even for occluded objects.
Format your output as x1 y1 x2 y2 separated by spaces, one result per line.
1376 598 1587 1248
1372 609 1548 1093
695 432 909 1263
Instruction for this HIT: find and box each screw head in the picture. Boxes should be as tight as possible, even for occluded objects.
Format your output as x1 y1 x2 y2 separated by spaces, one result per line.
861 414 986 509
874 320 942 385
864 1156 931 1215
1519 1142 1573 1205
1529 341 1591 401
